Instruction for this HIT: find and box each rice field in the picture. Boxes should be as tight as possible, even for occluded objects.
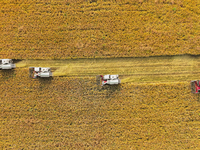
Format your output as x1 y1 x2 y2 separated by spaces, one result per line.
1 55 200 149
0 69 200 149
1 0 200 148
0 0 200 59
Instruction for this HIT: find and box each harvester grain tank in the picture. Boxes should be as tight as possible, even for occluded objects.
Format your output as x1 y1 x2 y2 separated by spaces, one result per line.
29 67 52 78
0 59 16 69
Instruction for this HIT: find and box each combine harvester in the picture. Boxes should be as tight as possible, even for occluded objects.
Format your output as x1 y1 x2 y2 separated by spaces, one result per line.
190 80 200 93
29 67 52 78
0 59 16 69
96 74 121 86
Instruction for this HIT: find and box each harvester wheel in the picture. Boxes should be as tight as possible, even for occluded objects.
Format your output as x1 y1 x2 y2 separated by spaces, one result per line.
29 67 37 78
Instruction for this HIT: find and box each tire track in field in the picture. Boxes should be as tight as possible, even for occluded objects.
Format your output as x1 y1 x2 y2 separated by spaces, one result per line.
15 55 200 83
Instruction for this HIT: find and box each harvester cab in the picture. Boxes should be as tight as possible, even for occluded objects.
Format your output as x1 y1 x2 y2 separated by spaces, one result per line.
0 59 16 69
29 67 52 78
191 80 200 93
100 74 121 86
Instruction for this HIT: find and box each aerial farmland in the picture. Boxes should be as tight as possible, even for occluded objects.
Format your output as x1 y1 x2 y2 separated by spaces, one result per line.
0 0 200 149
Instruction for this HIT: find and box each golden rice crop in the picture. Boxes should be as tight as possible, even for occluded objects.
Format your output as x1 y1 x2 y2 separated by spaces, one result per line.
0 0 199 59
0 68 199 149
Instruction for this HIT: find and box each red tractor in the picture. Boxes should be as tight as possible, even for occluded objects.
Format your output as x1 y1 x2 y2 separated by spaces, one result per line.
191 80 200 93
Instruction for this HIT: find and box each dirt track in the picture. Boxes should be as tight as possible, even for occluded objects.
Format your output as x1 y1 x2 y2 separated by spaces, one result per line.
16 55 200 83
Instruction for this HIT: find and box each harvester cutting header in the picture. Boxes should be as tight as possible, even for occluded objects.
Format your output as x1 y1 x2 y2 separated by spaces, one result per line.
190 80 200 93
29 67 52 78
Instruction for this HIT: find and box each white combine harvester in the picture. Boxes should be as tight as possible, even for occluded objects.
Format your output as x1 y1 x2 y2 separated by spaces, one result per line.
29 67 52 78
100 75 121 86
0 59 16 69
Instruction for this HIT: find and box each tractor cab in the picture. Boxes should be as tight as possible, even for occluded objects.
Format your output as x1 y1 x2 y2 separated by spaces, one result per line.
34 67 41 72
191 80 200 93
0 59 16 69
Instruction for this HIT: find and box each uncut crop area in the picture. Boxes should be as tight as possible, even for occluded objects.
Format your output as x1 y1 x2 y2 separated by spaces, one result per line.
0 0 200 59
0 69 200 149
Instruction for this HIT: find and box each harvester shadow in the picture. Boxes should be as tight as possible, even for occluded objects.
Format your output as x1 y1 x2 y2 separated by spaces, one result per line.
0 69 16 79
197 94 200 102
38 77 53 90
13 59 22 64
100 84 122 99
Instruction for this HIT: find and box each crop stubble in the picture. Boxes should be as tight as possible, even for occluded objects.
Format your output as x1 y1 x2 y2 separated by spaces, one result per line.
16 55 200 83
